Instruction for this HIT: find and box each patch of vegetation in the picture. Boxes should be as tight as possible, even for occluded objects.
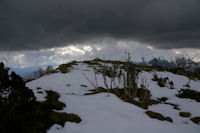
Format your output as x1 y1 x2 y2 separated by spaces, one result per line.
85 87 159 109
179 112 191 117
151 65 168 72
30 91 81 133
168 81 174 89
92 58 124 65
157 97 168 103
42 91 66 110
49 112 81 126
165 102 180 110
46 65 57 74
80 84 87 87
57 61 77 73
152 74 171 88
27 91 81 133
137 88 151 105
157 78 165 87
176 89 200 102
145 111 173 123
82 60 101 66
191 117 200 125
149 99 160 105
152 73 159 81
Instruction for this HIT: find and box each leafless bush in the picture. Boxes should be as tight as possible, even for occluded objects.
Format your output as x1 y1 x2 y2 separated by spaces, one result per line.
83 53 150 101
82 73 98 90
99 63 122 93
122 53 139 99
97 53 140 99
168 81 174 89
185 77 191 88
152 72 158 81
140 76 150 104
93 67 99 89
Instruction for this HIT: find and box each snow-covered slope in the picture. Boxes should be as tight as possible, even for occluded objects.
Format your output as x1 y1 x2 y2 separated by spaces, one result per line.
26 62 200 133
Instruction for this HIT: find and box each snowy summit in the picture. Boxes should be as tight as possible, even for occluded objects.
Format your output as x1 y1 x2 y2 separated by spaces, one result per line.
26 60 200 133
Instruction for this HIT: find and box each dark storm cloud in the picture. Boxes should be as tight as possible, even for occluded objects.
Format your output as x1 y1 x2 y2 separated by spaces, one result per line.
0 0 200 51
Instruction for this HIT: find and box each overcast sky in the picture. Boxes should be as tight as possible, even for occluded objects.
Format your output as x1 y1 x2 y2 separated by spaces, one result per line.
0 0 200 51
0 0 200 76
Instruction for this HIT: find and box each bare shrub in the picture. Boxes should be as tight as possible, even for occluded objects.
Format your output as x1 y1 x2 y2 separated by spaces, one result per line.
169 81 174 89
152 72 158 81
157 78 165 87
117 53 139 99
82 73 98 90
140 76 151 104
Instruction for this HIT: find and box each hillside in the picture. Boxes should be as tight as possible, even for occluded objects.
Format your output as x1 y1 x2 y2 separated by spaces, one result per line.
26 60 200 133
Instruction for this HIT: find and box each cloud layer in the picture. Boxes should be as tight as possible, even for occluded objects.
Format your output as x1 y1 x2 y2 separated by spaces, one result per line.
0 43 192 69
0 0 200 51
